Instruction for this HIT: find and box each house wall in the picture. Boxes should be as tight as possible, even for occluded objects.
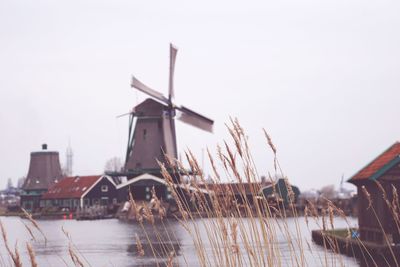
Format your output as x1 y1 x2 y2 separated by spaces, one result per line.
41 198 80 210
117 180 169 202
20 189 47 212
357 180 399 244
84 178 117 207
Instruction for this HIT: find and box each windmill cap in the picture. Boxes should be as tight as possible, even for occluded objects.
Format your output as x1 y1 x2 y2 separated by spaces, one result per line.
42 144 48 150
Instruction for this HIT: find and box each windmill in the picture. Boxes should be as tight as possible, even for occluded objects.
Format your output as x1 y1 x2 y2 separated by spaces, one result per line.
122 44 214 177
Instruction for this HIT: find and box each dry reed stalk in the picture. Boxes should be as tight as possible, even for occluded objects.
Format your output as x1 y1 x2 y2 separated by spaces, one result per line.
392 185 400 224
13 242 22 267
21 220 36 241
26 242 38 267
263 128 277 172
375 182 400 236
61 226 92 267
361 186 373 209
166 251 175 267
142 204 155 225
21 207 47 244
68 244 85 267
135 233 145 257
0 220 22 267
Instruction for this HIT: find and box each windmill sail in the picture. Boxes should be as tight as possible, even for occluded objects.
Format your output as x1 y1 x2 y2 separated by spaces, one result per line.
131 76 169 104
177 106 214 133
162 114 177 158
168 43 178 102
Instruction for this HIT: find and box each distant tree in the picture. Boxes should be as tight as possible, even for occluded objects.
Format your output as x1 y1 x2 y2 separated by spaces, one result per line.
319 184 337 200
104 157 123 173
6 178 13 190
17 177 26 188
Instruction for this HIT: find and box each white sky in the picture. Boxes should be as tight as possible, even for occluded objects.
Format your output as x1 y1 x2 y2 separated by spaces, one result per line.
1 0 400 191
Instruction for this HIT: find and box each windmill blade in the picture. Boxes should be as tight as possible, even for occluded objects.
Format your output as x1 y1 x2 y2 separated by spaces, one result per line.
177 106 214 133
131 75 169 104
116 108 136 118
168 43 178 102
116 112 133 118
116 110 135 119
162 115 177 158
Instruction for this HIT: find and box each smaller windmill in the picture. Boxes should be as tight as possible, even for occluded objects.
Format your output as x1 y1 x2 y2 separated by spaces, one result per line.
122 44 214 177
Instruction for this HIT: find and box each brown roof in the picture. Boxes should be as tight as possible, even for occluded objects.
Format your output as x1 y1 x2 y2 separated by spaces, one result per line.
23 151 63 190
42 175 101 199
349 142 400 182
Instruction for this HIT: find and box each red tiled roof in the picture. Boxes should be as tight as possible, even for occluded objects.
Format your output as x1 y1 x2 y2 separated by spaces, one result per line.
42 175 101 199
349 142 400 182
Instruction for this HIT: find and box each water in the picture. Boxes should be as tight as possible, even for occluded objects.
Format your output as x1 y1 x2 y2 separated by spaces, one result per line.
0 216 360 267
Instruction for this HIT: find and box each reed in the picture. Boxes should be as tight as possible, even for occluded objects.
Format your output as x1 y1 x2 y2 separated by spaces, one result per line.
0 121 398 267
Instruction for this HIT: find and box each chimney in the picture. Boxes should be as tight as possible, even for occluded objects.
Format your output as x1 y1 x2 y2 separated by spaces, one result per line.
42 144 48 150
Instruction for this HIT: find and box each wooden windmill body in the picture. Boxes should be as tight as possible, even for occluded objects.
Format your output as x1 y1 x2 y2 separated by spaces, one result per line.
123 44 214 179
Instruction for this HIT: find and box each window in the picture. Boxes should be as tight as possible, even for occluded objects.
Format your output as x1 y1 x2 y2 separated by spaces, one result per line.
101 197 108 206
101 185 108 192
143 129 147 140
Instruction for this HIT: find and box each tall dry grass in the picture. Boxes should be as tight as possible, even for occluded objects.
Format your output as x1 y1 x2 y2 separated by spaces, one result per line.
0 120 398 266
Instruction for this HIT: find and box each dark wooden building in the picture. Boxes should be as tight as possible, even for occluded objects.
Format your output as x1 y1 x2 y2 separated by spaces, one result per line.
116 173 173 202
348 142 400 245
41 175 117 210
261 178 301 206
116 173 210 208
21 144 64 211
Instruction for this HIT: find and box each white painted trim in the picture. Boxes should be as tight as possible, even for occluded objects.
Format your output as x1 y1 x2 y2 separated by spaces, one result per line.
116 173 165 189
81 175 116 199
259 183 275 195
116 173 210 194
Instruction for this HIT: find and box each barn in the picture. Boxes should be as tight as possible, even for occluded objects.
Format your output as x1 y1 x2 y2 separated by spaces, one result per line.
348 142 400 245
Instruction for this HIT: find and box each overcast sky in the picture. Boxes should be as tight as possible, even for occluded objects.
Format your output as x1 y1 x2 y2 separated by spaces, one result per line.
1 0 400 191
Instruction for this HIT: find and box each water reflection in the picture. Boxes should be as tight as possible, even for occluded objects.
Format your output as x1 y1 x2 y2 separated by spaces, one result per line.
0 216 361 267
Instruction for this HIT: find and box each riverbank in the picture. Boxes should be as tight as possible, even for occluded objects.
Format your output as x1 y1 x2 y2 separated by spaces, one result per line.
312 229 400 264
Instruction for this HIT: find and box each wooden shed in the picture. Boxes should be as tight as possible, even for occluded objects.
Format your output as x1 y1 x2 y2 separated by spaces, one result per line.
348 142 400 245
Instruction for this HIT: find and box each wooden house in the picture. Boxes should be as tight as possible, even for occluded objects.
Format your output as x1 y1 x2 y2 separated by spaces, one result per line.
116 173 210 209
348 142 400 245
41 175 117 210
261 178 300 206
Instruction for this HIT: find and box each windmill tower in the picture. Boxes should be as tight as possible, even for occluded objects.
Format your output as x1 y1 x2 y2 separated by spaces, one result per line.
123 44 214 177
21 144 64 211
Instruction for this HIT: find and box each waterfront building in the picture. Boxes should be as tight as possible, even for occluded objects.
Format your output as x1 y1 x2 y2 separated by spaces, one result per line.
261 178 300 206
116 173 209 204
348 142 400 245
41 175 117 210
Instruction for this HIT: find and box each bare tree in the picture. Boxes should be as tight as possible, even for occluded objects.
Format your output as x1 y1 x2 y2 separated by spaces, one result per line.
104 157 123 173
17 177 26 188
6 178 13 190
319 184 337 200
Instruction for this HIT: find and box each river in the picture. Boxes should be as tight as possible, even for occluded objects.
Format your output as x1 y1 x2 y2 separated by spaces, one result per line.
0 216 360 267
